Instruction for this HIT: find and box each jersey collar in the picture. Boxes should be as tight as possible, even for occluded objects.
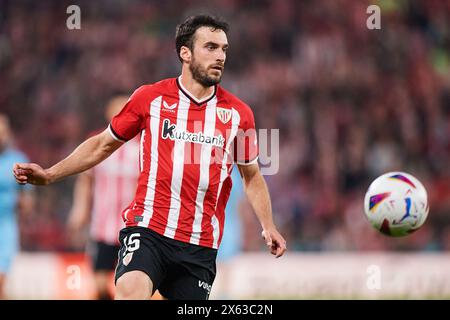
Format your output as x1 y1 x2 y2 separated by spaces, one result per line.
176 76 217 106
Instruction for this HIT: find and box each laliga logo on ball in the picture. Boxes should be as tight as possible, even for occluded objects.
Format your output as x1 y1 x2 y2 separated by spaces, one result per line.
364 172 429 237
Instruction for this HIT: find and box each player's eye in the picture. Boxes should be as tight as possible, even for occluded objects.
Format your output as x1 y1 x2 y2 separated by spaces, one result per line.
206 43 218 50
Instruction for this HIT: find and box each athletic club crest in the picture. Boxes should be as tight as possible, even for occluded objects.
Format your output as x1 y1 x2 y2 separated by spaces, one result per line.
216 107 232 124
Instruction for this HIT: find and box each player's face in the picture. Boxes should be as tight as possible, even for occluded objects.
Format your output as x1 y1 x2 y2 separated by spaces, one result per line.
189 26 228 87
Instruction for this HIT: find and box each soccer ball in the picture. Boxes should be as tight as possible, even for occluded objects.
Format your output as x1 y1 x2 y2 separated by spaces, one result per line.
364 172 429 237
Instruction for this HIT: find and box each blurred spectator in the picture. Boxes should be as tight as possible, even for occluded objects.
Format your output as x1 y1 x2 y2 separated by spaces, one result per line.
0 114 34 298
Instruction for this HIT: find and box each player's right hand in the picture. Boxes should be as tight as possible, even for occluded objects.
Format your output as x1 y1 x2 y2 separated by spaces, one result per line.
13 163 51 185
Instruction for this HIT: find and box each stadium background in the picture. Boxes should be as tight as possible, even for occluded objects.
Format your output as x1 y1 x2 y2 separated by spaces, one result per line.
1 0 450 299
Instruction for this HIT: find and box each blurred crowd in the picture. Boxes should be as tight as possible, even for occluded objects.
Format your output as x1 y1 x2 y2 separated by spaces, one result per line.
1 0 450 252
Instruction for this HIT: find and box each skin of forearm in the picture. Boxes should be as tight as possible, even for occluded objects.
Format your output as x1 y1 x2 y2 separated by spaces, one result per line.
243 172 276 230
46 135 115 183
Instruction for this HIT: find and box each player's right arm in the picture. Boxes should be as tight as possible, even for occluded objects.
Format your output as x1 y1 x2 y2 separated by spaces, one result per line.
14 84 149 186
13 129 122 185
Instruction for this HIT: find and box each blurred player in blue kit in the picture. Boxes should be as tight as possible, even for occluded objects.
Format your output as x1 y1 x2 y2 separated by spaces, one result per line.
0 114 34 299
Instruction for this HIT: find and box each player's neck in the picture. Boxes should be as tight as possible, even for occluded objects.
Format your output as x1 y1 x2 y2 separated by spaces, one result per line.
179 73 215 101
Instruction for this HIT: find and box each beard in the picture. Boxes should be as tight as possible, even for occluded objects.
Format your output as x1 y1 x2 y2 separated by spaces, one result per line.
189 56 223 87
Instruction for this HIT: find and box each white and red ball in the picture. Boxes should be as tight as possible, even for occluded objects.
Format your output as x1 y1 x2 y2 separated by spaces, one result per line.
364 172 429 237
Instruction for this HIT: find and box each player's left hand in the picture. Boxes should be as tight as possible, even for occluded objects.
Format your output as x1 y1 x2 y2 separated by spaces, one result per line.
261 228 287 258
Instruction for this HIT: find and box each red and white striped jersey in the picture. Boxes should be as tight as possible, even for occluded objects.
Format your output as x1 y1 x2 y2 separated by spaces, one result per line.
90 137 140 245
108 77 258 249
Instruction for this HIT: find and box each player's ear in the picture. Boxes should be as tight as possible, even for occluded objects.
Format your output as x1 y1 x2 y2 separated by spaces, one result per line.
180 46 192 63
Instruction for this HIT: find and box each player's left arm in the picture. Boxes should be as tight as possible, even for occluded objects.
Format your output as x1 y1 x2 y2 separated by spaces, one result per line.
238 163 287 258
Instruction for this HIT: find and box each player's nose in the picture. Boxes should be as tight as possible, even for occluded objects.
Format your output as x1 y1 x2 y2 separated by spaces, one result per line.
216 51 225 63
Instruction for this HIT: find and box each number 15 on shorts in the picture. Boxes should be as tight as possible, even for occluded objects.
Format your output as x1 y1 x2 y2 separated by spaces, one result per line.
122 233 140 265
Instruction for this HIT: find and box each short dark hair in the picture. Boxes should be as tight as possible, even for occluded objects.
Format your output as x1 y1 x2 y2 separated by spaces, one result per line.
175 15 229 62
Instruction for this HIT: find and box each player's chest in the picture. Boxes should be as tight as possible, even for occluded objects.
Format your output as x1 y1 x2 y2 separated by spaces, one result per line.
146 96 237 147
